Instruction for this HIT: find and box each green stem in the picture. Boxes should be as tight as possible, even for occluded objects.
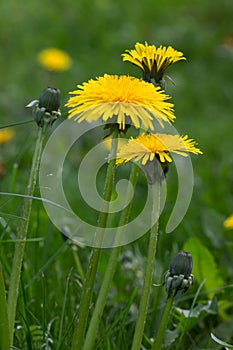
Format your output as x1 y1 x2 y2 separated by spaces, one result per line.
131 180 161 350
71 128 119 350
151 295 174 350
83 163 139 350
7 126 45 346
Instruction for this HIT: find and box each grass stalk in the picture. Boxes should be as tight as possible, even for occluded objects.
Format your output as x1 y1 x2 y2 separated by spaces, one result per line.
7 126 45 345
0 119 34 129
71 127 119 350
0 264 10 350
71 247 85 285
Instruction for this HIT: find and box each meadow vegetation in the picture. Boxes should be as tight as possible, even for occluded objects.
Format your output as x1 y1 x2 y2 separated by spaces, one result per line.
0 0 233 349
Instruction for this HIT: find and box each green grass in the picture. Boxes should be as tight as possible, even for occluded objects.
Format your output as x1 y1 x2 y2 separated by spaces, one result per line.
1 0 233 349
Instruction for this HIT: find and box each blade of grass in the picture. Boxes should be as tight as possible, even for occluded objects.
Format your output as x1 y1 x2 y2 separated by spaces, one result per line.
58 269 73 346
116 287 138 349
10 163 19 213
18 279 33 350
0 119 34 129
71 247 85 284
0 264 10 350
25 240 69 289
0 192 75 214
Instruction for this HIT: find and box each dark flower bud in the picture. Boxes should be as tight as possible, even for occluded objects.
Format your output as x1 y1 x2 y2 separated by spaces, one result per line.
164 251 194 297
26 87 62 128
169 251 192 278
38 87 61 113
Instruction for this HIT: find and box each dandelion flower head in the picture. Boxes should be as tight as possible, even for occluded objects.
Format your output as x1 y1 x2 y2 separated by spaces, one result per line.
122 42 186 82
117 133 202 166
37 48 72 72
66 74 175 130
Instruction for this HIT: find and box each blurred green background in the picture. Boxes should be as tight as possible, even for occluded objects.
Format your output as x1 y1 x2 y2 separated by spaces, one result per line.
1 0 233 348
1 0 233 238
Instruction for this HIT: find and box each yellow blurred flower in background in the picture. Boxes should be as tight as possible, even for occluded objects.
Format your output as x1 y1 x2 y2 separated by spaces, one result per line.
223 214 233 230
37 48 72 71
0 129 14 145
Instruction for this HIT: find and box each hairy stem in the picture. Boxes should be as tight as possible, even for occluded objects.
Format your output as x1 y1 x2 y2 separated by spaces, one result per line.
131 180 161 350
152 295 174 350
71 128 118 350
7 126 45 345
83 163 139 350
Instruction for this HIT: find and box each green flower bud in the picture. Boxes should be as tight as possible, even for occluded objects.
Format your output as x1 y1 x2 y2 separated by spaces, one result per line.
38 87 61 113
26 87 62 128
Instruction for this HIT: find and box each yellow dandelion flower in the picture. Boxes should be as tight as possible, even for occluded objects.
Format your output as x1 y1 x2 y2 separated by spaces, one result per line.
116 133 202 166
66 74 175 130
122 42 186 82
223 214 233 230
37 48 72 72
0 129 14 145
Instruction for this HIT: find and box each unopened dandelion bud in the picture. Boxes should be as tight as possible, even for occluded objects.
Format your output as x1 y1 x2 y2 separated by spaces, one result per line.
39 87 61 113
27 87 61 128
164 251 194 297
169 251 192 278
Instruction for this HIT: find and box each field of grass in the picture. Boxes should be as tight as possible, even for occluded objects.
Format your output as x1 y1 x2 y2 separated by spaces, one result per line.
0 0 233 349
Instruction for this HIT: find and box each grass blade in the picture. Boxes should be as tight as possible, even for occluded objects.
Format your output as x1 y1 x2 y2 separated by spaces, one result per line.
0 264 10 350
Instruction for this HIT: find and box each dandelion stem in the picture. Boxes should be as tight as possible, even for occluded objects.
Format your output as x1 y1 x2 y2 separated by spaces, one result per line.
151 295 174 350
7 126 45 345
131 179 161 350
83 163 139 350
71 127 119 350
